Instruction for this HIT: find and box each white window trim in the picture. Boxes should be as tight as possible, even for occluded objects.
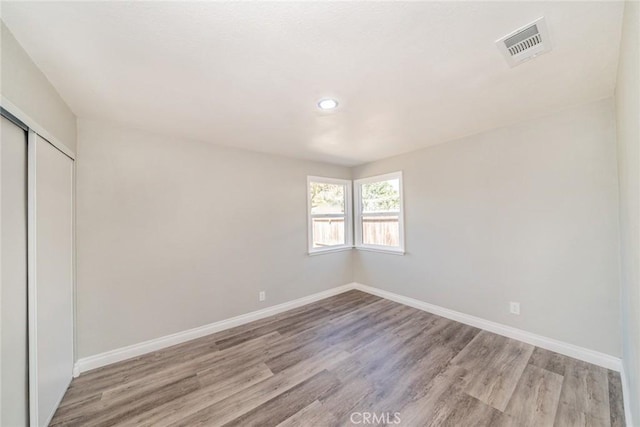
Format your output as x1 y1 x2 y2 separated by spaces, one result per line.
354 171 405 254
307 176 353 255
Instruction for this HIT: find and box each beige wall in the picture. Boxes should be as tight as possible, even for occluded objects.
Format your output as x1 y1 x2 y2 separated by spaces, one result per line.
353 99 621 356
616 1 640 424
0 21 76 151
76 120 353 357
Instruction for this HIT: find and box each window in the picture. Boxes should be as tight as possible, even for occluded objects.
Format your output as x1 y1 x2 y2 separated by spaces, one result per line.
354 172 404 253
307 176 353 254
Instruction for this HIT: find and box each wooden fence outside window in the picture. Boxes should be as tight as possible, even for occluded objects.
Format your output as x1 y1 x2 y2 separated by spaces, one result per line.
312 217 399 247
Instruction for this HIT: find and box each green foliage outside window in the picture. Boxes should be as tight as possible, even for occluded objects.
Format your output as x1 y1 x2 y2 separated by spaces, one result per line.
310 183 344 213
362 180 400 212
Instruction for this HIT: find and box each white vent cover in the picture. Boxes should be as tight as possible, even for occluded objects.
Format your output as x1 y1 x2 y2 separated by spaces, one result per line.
496 17 552 67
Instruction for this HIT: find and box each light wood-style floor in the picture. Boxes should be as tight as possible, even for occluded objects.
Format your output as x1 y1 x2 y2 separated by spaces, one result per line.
52 290 626 426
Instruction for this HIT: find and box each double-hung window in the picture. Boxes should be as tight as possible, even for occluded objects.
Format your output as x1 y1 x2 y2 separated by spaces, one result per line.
354 172 404 254
307 176 353 254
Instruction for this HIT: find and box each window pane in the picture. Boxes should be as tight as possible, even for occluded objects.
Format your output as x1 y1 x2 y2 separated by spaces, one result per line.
310 182 345 214
362 214 400 246
361 179 400 213
312 217 345 248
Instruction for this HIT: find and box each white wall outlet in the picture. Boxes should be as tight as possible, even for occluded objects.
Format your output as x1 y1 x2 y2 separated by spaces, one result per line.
509 301 520 315
259 291 266 302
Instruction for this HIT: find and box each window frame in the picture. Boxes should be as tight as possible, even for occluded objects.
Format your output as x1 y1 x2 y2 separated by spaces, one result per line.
307 176 353 255
354 171 405 254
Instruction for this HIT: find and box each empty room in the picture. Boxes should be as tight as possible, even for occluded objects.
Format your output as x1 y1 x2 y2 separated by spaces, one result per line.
1 1 639 426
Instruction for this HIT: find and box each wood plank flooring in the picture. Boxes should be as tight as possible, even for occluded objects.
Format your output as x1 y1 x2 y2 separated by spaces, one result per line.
51 290 626 426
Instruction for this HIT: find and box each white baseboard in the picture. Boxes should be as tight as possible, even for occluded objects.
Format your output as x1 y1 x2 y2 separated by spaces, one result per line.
75 281 622 376
74 283 357 374
74 281 630 423
620 364 635 427
352 283 622 372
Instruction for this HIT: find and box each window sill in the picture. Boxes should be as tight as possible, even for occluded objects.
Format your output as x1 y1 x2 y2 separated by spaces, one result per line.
355 246 405 256
308 246 354 256
308 246 405 256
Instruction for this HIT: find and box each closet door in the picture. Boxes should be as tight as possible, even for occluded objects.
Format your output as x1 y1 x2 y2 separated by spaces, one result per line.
29 133 74 427
1 116 29 426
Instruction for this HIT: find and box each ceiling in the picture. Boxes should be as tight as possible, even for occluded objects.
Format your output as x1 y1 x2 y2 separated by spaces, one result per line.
1 2 624 166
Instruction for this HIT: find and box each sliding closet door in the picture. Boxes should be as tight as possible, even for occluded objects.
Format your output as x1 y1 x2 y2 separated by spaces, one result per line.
29 134 74 427
1 116 29 426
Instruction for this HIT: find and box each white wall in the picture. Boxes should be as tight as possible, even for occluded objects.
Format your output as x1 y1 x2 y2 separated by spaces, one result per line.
615 1 639 424
0 22 76 151
353 99 621 356
76 120 352 358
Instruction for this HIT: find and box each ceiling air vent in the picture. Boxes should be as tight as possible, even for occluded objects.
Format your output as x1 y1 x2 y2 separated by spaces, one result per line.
496 17 552 67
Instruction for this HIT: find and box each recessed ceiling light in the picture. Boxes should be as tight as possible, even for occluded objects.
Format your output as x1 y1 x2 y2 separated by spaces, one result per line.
317 98 338 110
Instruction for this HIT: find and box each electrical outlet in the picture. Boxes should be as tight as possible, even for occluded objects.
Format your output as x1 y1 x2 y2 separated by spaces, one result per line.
259 291 266 302
509 301 520 315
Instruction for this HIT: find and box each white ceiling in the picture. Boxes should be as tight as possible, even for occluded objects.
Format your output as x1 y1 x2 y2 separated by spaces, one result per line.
1 2 624 166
